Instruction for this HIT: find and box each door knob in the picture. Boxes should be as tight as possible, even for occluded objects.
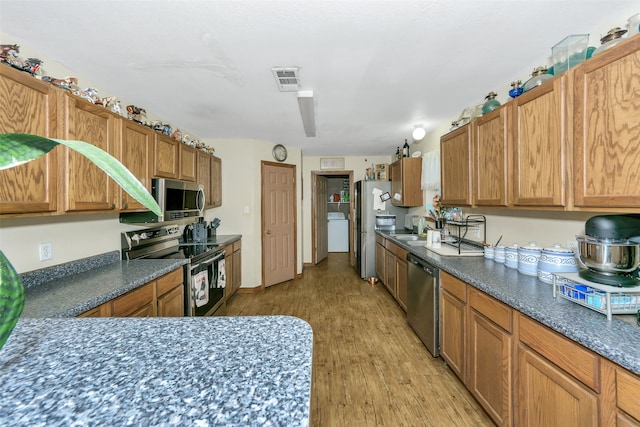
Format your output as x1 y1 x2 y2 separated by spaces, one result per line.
266 230 271 235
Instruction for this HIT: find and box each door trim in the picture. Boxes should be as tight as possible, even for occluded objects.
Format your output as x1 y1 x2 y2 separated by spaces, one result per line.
260 161 297 288
310 170 354 266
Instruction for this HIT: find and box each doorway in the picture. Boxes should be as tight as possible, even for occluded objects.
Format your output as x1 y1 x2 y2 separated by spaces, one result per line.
261 161 297 287
311 171 354 266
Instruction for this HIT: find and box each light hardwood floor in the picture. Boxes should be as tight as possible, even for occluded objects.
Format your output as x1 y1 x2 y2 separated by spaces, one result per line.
224 253 494 427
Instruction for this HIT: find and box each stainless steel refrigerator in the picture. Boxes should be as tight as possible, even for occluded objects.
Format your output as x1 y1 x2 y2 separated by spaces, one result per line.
354 180 408 279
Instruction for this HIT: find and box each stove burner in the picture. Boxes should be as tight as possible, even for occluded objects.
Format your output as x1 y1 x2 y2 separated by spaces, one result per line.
579 269 640 287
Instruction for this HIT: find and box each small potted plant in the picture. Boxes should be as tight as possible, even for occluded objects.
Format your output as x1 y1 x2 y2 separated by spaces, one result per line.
430 194 447 229
0 133 161 350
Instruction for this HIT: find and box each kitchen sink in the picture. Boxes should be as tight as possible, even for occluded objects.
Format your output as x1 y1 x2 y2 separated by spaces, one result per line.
391 234 419 241
405 240 428 247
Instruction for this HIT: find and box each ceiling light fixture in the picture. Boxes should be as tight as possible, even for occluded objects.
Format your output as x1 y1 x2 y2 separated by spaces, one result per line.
412 124 426 141
297 90 316 137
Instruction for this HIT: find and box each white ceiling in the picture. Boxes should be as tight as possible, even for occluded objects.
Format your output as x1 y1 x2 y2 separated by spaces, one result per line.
1 1 638 156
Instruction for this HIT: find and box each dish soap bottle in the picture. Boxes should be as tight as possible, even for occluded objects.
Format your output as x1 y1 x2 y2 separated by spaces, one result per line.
418 217 426 237
402 139 410 157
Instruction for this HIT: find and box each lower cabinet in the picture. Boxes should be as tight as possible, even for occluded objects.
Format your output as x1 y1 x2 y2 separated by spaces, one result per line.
439 270 640 427
376 235 408 311
78 268 184 318
224 239 242 301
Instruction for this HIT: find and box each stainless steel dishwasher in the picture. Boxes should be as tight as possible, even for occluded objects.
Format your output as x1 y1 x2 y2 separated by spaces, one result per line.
407 253 440 357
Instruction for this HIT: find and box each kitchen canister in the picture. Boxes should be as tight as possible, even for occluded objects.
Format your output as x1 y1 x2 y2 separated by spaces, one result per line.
518 241 542 277
505 243 519 269
537 243 579 284
494 245 506 263
484 246 495 260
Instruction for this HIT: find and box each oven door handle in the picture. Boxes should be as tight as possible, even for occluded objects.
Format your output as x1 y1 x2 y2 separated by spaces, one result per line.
191 251 225 270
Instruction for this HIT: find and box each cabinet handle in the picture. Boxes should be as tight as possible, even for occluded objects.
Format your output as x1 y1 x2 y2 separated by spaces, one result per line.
122 203 128 210
110 203 116 209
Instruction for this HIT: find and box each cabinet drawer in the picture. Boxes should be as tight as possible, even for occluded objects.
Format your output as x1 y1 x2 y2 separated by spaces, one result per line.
519 314 600 391
376 234 385 245
156 268 183 297
112 282 155 317
233 239 242 252
393 245 407 260
469 288 512 333
441 271 467 303
617 368 640 422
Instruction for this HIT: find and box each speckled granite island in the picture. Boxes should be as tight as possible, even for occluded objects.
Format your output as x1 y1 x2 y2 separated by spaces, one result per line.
378 231 640 376
0 316 312 426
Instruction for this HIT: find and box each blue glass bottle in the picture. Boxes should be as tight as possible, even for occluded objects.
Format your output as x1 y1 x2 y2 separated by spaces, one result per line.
509 80 523 98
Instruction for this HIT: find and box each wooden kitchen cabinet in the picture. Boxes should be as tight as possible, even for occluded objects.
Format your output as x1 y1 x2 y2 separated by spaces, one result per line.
517 314 599 426
573 35 640 210
77 268 184 318
155 268 184 317
468 288 513 426
153 133 179 179
440 124 473 206
390 157 422 207
384 247 396 296
62 92 120 213
375 236 385 282
379 237 408 311
511 72 569 208
210 155 222 208
197 150 212 207
224 239 242 301
440 271 467 383
0 65 59 215
474 105 509 206
120 119 153 211
179 144 197 182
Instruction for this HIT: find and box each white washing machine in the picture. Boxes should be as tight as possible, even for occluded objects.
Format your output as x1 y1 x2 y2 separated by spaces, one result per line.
328 212 349 252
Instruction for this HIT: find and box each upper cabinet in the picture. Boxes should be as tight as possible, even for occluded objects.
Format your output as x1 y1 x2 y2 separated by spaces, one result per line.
0 65 59 215
511 73 569 208
441 125 473 206
153 134 180 179
120 120 153 211
390 157 422 207
573 35 640 210
210 155 222 208
62 92 120 213
474 105 509 206
179 144 197 182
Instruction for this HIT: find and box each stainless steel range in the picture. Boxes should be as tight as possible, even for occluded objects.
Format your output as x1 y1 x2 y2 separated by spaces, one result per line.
121 223 226 316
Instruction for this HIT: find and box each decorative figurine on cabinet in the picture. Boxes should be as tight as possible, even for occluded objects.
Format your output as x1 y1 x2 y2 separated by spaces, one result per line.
109 99 122 115
73 87 99 103
0 44 19 61
171 128 182 141
5 57 42 75
126 105 147 123
38 75 78 91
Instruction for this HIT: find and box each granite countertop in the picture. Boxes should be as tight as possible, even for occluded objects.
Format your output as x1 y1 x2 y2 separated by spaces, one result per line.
378 231 640 375
21 254 188 318
0 316 312 426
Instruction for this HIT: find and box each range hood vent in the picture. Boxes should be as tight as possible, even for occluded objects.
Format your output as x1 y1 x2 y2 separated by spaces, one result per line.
272 67 300 92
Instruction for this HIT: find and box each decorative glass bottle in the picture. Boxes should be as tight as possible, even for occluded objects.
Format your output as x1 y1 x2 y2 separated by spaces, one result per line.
481 92 501 115
509 80 523 98
523 66 553 92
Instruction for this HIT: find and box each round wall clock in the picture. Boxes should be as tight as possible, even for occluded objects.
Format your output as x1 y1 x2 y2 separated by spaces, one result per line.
272 144 287 162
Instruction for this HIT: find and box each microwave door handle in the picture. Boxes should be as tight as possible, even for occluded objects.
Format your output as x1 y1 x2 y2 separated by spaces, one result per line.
197 187 205 212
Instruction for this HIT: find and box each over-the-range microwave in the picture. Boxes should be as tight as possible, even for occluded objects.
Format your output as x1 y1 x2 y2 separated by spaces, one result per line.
120 178 205 223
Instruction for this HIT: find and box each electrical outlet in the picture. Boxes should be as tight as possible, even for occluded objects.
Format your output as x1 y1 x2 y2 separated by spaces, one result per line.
566 240 578 252
39 243 53 261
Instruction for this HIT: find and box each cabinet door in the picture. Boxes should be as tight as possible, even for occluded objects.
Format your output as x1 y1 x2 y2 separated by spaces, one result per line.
112 282 155 317
440 289 466 382
384 249 396 296
120 120 152 211
210 155 222 207
232 246 242 295
573 36 640 209
390 158 422 207
390 160 402 205
518 344 598 427
0 66 59 214
375 242 385 282
157 285 184 317
179 144 197 182
77 303 112 317
468 309 513 426
441 125 473 206
197 150 212 207
512 74 567 207
225 244 235 300
395 257 407 311
474 106 508 206
63 94 119 212
153 134 179 179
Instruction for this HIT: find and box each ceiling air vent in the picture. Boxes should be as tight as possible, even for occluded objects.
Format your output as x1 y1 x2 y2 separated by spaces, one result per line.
272 67 300 92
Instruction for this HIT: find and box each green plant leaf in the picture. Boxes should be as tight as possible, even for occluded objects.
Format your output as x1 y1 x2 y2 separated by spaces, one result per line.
0 133 161 216
0 249 25 350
